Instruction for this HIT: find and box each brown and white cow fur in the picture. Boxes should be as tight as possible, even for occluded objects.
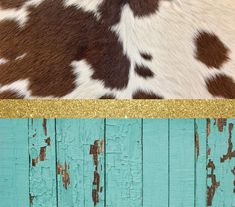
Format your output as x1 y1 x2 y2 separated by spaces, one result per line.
0 0 234 99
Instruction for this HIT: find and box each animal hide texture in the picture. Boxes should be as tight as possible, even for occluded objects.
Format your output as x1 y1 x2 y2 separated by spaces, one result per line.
0 0 234 99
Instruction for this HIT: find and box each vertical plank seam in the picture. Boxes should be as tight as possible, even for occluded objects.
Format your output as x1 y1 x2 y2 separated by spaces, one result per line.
206 119 209 207
168 119 170 207
194 119 196 207
54 119 59 207
104 118 107 207
28 118 31 207
83 120 85 207
141 119 144 207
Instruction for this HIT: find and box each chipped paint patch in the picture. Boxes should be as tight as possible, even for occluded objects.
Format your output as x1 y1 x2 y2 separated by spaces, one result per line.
39 146 46 161
195 123 199 159
45 137 51 146
206 118 211 138
29 193 34 206
232 167 235 193
214 119 227 132
207 160 220 206
220 123 235 163
57 162 70 189
89 139 104 206
32 146 47 166
207 148 211 156
42 118 47 136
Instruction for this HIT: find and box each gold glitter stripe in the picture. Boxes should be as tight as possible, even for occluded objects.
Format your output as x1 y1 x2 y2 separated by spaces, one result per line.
0 100 234 118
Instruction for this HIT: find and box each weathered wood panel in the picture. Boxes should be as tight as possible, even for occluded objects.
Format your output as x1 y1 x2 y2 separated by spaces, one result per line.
29 119 57 207
143 119 169 207
169 119 195 207
206 119 235 207
56 119 105 207
1 118 235 207
105 119 142 207
195 119 207 207
0 119 29 207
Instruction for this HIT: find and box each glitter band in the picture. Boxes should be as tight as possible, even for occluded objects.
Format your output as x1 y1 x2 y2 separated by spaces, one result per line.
0 100 234 118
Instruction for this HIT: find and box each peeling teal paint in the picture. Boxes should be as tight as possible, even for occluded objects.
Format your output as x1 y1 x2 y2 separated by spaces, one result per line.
0 118 235 207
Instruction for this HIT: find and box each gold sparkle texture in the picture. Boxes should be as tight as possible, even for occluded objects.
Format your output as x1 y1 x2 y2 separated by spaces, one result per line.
0 100 234 118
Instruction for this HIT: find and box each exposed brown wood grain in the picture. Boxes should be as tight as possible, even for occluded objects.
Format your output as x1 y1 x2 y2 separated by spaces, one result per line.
29 193 34 206
39 146 46 161
89 139 104 206
42 118 47 136
57 162 70 190
207 148 211 156
232 167 235 193
195 123 199 159
206 119 211 138
32 146 47 166
220 123 235 163
44 137 51 146
207 160 220 206
214 118 227 132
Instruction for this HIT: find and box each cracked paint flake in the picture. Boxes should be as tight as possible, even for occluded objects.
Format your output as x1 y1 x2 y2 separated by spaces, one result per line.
29 193 34 206
195 123 199 159
207 159 220 206
207 118 211 138
207 148 211 156
39 146 46 161
32 146 47 166
44 137 51 146
214 118 227 132
42 118 47 136
57 162 70 190
220 123 235 163
232 167 235 193
89 139 104 206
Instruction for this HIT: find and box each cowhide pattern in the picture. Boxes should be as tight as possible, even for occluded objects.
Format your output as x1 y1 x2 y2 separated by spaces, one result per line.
0 0 234 99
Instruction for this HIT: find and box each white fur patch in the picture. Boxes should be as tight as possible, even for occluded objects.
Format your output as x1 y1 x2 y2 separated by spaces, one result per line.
64 0 103 17
0 79 31 98
110 0 235 98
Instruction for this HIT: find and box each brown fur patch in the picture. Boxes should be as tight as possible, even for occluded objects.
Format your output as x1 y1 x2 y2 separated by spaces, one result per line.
128 0 159 17
99 94 115 99
206 74 235 98
0 0 26 9
0 0 130 97
135 65 154 78
140 52 152 61
99 0 159 25
195 31 230 69
0 90 24 99
133 90 163 99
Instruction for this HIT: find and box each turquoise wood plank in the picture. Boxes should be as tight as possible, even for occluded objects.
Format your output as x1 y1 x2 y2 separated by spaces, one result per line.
0 119 29 207
169 119 195 207
207 119 235 207
56 119 105 207
29 119 57 207
143 119 169 207
195 119 207 207
105 119 142 207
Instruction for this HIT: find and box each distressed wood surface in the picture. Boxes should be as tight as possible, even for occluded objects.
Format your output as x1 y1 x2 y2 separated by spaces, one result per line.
56 119 105 207
105 119 142 207
0 118 235 207
206 119 235 207
29 119 57 207
195 119 207 207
